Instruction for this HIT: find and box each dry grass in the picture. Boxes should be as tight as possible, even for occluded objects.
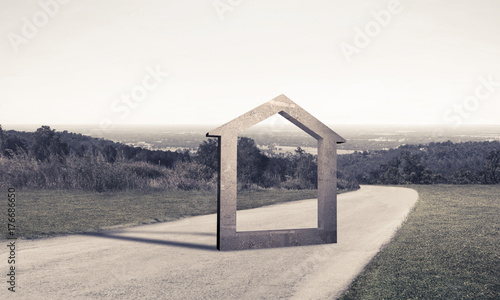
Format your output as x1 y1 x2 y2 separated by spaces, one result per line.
0 188 317 239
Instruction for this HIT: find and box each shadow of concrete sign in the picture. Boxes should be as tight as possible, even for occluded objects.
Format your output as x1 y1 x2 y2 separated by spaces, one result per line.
207 94 345 251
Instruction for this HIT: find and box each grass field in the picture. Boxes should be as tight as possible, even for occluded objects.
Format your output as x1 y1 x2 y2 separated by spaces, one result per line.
340 185 500 300
1 188 318 239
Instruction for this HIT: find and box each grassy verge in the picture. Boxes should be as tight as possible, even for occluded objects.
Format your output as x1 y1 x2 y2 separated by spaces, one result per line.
340 185 500 300
1 188 318 239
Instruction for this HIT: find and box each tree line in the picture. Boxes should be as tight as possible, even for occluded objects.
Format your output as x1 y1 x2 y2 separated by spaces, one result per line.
2 125 497 192
0 125 358 192
0 125 203 192
338 141 500 184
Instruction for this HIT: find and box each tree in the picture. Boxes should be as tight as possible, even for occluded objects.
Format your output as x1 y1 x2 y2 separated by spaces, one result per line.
32 126 54 160
484 150 500 184
102 144 118 163
3 134 27 157
295 147 305 155
237 137 268 188
0 124 4 154
32 126 68 161
401 152 426 183
453 170 476 184
293 147 317 188
49 135 69 159
379 157 402 184
122 145 139 160
196 138 218 172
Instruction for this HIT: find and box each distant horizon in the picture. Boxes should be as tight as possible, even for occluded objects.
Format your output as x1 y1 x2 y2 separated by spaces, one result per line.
3 123 500 140
3 123 500 128
3 121 499 153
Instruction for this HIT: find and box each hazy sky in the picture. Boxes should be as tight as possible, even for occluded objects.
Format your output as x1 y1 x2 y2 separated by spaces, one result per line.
1 0 499 130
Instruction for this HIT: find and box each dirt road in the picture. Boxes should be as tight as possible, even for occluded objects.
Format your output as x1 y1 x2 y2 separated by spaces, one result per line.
3 186 417 299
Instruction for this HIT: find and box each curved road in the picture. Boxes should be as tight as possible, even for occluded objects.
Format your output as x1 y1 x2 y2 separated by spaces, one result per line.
5 186 417 299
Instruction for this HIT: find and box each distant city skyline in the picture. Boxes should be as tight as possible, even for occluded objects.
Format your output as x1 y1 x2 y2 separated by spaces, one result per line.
1 0 500 128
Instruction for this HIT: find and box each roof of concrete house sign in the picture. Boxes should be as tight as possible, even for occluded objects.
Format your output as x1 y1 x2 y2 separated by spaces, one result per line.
207 94 345 251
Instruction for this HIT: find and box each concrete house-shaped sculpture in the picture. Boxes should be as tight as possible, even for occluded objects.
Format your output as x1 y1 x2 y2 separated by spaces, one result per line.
207 94 345 250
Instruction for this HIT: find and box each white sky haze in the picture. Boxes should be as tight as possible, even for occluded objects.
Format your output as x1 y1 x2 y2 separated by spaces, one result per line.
1 0 499 128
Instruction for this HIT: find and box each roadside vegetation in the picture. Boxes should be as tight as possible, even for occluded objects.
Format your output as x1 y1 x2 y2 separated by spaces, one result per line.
0 188 318 239
0 125 358 192
339 141 500 184
340 185 500 300
2 125 499 195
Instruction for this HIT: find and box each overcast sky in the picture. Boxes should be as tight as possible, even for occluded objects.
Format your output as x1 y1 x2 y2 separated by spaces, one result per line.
1 0 499 129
